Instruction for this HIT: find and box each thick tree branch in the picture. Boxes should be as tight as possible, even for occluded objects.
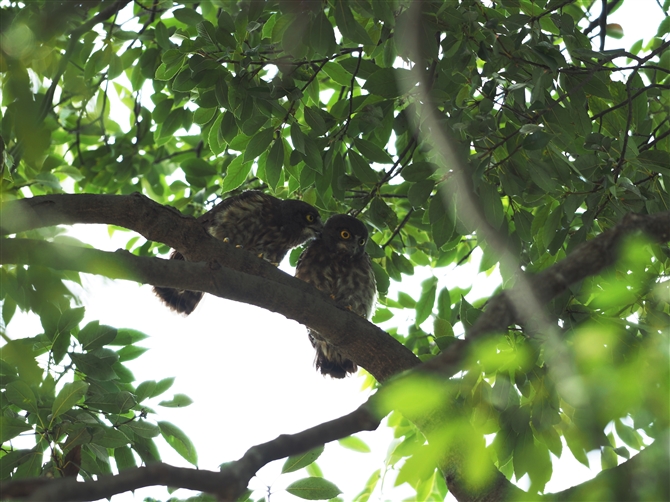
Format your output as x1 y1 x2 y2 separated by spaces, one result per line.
0 237 419 383
1 401 381 501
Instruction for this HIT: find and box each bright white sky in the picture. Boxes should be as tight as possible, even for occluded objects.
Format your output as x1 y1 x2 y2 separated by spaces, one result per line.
3 1 663 500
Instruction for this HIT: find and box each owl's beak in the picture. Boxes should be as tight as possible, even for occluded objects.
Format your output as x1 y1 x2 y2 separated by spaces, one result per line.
305 219 324 239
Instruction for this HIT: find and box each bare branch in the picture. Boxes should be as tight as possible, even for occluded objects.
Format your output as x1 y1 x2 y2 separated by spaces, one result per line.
1 401 380 501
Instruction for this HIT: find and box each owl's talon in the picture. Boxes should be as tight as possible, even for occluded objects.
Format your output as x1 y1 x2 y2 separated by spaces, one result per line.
223 237 230 243
258 253 264 259
235 244 243 249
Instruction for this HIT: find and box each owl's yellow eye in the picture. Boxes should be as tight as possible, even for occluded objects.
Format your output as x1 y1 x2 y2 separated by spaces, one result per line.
340 230 351 240
306 213 315 223
359 238 366 246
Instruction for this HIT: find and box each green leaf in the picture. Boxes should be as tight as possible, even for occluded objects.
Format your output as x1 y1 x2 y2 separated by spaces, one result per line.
2 296 17 325
368 197 397 229
97 427 132 448
155 61 183 81
601 445 618 470
305 461 323 478
523 131 552 150
159 108 185 138
402 162 436 182
436 287 451 320
397 292 416 309
0 450 36 480
415 277 438 326
194 107 216 125
133 436 161 464
219 111 238 144
9 447 42 479
542 207 562 250
181 158 218 177
5 381 38 413
431 215 454 249
158 393 194 408
220 156 253 194
614 419 642 450
302 136 324 173
116 345 149 362
266 139 284 191
70 351 118 381
433 318 454 340
122 419 161 439
304 107 328 136
135 380 157 402
364 68 416 98
349 150 378 184
109 329 149 346
152 377 175 397
0 416 32 443
173 8 203 26
78 321 117 351
354 138 393 164
353 468 381 502
114 445 137 471
538 426 562 457
291 122 306 153
338 436 371 453
286 477 342 500
394 445 438 487
52 381 89 420
322 62 352 87
0 340 42 384
408 180 435 208
78 393 126 421
282 445 324 473
564 426 590 467
244 127 275 162
158 421 198 465
370 261 390 295
333 0 373 45
310 10 337 57
51 329 70 366
372 308 393 323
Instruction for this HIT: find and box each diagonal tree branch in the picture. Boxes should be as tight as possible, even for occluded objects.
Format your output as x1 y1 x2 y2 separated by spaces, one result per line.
0 237 419 383
2 401 381 501
418 210 670 380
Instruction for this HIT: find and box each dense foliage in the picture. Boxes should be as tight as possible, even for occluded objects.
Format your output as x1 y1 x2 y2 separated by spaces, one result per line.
0 0 668 500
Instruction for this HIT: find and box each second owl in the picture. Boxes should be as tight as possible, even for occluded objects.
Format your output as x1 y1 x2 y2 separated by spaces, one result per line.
154 191 322 314
295 214 376 378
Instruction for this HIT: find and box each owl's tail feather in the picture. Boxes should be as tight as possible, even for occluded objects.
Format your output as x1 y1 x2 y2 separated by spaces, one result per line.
310 335 357 378
152 250 203 315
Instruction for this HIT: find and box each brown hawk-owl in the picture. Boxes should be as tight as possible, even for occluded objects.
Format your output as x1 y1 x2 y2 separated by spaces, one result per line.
154 191 322 314
295 214 376 378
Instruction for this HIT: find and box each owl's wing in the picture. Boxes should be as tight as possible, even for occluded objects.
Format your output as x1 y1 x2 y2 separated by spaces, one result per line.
197 190 271 226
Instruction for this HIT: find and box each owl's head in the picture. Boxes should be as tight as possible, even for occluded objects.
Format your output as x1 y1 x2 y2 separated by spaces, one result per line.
280 199 323 239
323 214 369 256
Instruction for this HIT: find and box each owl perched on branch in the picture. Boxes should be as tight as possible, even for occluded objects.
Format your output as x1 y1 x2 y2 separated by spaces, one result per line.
154 191 322 314
295 214 376 378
